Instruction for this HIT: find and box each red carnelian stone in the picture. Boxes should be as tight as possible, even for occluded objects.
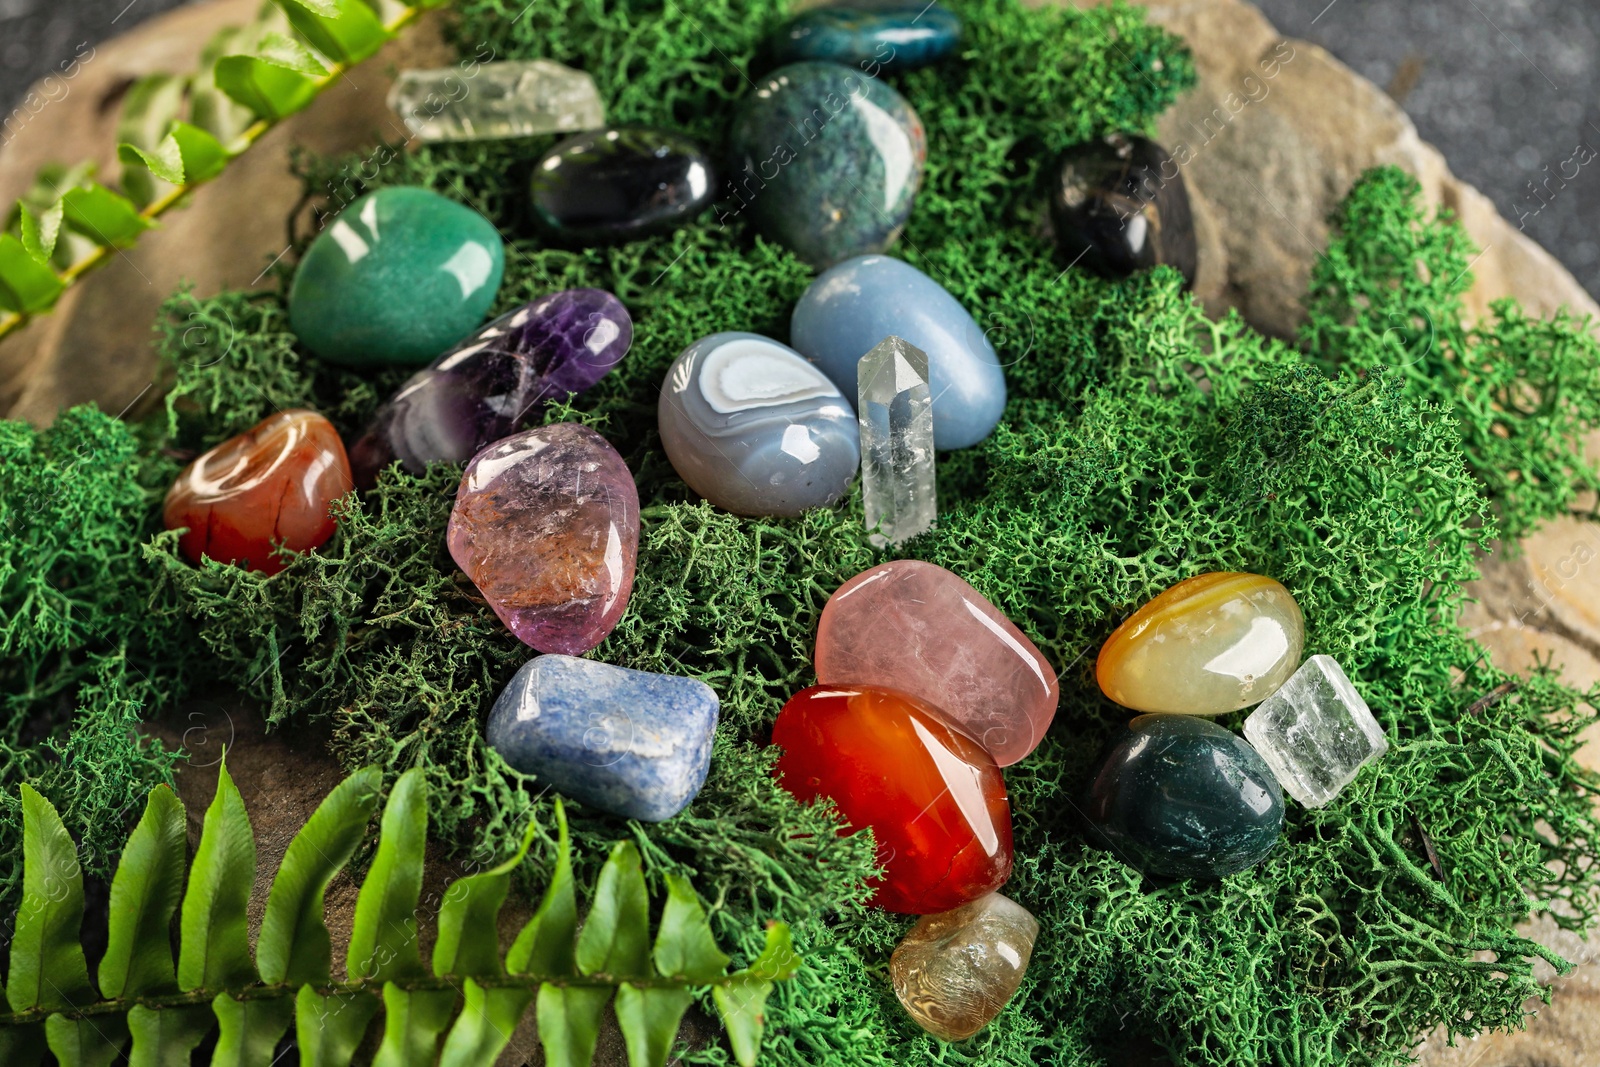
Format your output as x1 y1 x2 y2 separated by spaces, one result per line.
164 410 354 575
772 685 1013 913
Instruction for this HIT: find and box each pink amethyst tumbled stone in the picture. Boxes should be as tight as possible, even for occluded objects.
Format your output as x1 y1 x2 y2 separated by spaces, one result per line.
815 560 1058 765
447 423 639 655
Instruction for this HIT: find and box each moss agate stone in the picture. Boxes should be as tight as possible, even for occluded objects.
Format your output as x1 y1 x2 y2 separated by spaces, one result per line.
728 62 925 268
1050 134 1197 287
791 254 1006 449
658 332 859 517
1083 715 1284 879
447 423 639 655
289 187 505 367
531 127 715 243
890 892 1037 1042
771 4 962 74
349 289 633 487
486 654 717 822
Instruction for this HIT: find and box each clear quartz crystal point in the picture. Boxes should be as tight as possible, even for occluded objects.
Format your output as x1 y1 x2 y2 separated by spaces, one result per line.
1243 654 1389 808
858 335 937 547
388 60 605 143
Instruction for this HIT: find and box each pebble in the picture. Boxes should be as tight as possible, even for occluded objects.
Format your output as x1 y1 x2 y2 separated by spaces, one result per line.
531 126 716 243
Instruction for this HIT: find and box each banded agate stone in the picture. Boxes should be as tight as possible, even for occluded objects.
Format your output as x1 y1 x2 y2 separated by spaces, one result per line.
773 685 1012 913
447 423 638 655
164 409 353 576
1096 572 1304 715
816 560 1057 766
890 892 1038 1042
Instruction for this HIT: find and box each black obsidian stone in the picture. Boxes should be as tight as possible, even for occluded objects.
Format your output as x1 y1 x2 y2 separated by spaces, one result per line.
530 126 715 243
1049 133 1198 287
1082 715 1284 879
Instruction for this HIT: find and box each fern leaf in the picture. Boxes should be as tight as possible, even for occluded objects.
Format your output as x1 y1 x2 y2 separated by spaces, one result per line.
43 1014 128 1067
575 842 650 980
295 987 379 1067
9 785 93 1011
615 985 694 1067
99 785 187 1000
653 874 731 983
371 982 455 1067
210 993 293 1065
178 759 257 992
535 984 609 1067
126 1005 211 1067
432 818 536 979
437 978 532 1067
507 799 577 979
348 768 427 981
711 977 773 1067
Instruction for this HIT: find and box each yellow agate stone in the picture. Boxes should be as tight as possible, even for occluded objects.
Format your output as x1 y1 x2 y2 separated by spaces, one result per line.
1095 572 1305 715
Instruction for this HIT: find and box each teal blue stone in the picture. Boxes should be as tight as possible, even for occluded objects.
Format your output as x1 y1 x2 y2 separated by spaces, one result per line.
1082 715 1284 879
770 4 962 73
289 187 506 367
728 62 925 268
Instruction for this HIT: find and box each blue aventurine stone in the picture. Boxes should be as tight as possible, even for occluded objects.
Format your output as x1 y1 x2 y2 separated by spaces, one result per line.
790 254 1006 450
486 655 718 822
770 3 962 73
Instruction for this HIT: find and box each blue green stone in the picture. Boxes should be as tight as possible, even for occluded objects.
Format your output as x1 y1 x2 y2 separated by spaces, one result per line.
1082 715 1284 880
770 4 962 73
289 186 506 367
728 61 925 268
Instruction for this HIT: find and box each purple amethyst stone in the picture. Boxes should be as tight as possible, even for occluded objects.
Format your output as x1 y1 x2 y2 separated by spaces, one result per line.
350 288 633 487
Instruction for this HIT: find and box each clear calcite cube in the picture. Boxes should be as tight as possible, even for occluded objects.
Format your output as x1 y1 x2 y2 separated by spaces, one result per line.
388 60 604 143
890 892 1038 1042
1243 654 1389 808
859 335 937 547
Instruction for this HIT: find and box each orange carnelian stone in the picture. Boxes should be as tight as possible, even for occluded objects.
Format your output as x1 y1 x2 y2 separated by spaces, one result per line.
164 410 354 575
772 685 1013 913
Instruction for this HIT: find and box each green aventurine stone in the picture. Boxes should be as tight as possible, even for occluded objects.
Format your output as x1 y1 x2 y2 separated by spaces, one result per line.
289 187 506 367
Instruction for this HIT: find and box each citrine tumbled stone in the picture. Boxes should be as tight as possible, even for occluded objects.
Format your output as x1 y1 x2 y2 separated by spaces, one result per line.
1096 572 1305 715
163 410 354 575
772 685 1013 914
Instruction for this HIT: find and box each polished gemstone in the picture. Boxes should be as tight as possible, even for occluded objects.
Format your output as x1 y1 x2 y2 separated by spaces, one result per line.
1096 572 1305 715
816 560 1057 766
727 62 925 268
1082 715 1284 879
1243 655 1388 808
447 423 639 655
770 4 962 74
486 654 718 822
388 60 604 143
857 336 937 545
348 289 633 488
657 331 859 517
289 187 505 367
164 410 353 576
772 685 1012 914
531 127 716 243
890 892 1037 1042
791 255 1006 450
1051 134 1197 287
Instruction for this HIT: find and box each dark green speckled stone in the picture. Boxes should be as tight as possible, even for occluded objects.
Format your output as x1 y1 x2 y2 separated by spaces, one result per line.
1082 715 1284 879
728 61 925 268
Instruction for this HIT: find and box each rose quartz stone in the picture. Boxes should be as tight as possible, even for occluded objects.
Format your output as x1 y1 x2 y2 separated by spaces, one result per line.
814 560 1058 765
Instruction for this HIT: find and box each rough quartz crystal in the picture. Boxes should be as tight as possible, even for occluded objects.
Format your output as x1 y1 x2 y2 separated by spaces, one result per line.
858 335 936 546
447 423 639 655
1243 654 1389 808
890 892 1038 1042
388 60 604 143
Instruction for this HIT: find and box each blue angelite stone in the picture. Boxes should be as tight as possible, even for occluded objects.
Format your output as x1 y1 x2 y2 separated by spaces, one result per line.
771 4 962 73
728 62 925 268
289 187 505 367
1081 715 1284 880
790 254 1006 449
486 654 718 822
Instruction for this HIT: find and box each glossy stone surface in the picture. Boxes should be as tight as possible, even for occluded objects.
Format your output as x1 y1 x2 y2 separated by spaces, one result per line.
771 4 962 74
447 423 639 655
1244 655 1389 808
1050 134 1197 287
816 560 1057 766
1082 715 1284 879
657 332 859 517
486 654 717 822
164 410 353 576
531 127 715 243
1096 572 1305 715
349 289 633 487
791 255 1006 449
890 892 1037 1042
772 685 1012 914
858 335 937 545
728 62 925 268
388 60 604 143
290 187 505 367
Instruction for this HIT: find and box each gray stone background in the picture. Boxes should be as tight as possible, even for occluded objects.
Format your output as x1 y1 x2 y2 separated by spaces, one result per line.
2 0 1600 298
